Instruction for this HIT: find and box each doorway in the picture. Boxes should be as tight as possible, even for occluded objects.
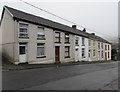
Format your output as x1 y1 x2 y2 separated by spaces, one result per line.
55 46 60 62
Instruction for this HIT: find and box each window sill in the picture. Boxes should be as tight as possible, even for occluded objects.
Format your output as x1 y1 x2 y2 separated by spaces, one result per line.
82 45 85 46
37 56 46 58
55 42 61 43
65 56 70 58
37 38 46 40
65 42 70 44
19 37 29 39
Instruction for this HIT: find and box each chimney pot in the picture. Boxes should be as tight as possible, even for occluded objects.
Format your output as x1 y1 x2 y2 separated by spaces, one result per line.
83 28 86 32
72 25 76 29
91 33 95 35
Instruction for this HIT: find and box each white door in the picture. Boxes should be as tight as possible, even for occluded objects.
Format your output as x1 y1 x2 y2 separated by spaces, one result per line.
19 43 27 63
98 51 100 60
75 48 79 62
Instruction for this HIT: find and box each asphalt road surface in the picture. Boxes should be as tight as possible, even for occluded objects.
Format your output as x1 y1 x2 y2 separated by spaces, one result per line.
2 61 118 90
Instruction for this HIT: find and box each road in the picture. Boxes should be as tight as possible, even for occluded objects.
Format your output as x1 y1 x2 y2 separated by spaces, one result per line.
2 61 118 90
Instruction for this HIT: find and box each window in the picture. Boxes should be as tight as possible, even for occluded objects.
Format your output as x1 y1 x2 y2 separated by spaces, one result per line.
19 23 28 38
108 52 109 58
105 45 107 50
89 39 91 46
37 27 45 39
37 43 45 57
82 48 85 58
101 51 104 58
88 50 91 57
93 49 95 57
93 40 95 46
75 37 79 45
98 43 100 49
101 43 103 49
55 32 60 43
65 33 70 43
82 38 85 46
65 46 70 58
108 45 109 50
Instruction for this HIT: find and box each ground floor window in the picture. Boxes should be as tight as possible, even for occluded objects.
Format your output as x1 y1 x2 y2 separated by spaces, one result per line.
101 51 104 58
82 48 85 58
65 46 70 58
108 52 109 58
93 49 95 57
88 50 91 57
37 43 45 57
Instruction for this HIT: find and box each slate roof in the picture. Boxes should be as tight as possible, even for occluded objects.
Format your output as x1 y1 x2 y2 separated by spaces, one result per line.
1 6 111 44
3 6 88 38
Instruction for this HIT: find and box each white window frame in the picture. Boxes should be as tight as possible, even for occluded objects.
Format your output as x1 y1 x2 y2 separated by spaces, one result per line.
37 43 45 57
82 48 85 58
37 27 45 39
19 23 28 38
82 37 85 46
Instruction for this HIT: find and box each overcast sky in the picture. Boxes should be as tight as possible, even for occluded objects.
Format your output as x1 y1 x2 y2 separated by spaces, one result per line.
0 0 118 43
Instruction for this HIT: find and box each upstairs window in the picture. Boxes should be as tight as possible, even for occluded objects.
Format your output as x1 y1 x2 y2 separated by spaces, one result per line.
65 33 70 44
75 37 79 46
55 32 61 43
105 45 107 50
98 43 100 49
89 39 91 46
108 45 109 50
93 40 95 46
101 43 103 49
82 37 85 46
19 23 28 38
37 27 45 40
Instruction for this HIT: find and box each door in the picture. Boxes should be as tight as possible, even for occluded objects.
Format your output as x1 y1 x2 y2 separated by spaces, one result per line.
75 48 79 62
105 52 107 60
55 46 60 62
98 51 100 60
19 43 27 63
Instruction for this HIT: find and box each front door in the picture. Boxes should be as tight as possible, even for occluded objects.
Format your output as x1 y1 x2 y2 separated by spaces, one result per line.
75 48 79 62
19 43 27 63
55 46 60 62
105 52 107 60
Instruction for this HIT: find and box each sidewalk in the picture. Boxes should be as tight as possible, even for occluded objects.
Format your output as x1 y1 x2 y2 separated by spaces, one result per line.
2 60 118 71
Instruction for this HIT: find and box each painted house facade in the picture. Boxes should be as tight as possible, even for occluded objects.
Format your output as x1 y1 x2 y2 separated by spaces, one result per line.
0 6 87 64
0 6 111 64
75 35 89 62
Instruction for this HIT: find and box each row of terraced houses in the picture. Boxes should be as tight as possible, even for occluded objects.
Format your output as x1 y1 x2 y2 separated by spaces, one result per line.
0 6 111 64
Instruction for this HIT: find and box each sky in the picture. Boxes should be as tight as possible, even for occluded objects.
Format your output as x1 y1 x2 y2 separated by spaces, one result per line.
0 0 119 43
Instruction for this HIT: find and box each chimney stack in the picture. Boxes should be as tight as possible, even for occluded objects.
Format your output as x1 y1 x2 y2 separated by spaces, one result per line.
83 28 86 32
91 33 95 35
72 25 77 29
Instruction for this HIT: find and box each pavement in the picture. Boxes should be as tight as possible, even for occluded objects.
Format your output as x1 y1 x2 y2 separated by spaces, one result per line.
2 61 119 90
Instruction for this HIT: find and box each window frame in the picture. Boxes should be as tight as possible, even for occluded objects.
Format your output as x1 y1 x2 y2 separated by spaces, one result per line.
82 48 85 58
93 49 96 57
75 37 79 46
19 23 29 38
55 32 61 43
37 43 46 58
82 37 85 46
37 26 45 40
65 46 70 58
65 33 70 44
